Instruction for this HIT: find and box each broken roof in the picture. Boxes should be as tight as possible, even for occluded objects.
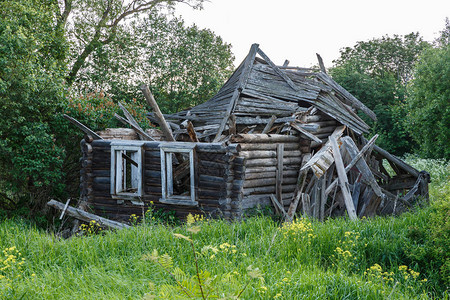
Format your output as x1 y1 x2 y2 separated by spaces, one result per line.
162 43 376 141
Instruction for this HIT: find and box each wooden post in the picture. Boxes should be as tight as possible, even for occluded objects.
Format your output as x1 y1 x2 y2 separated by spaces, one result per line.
329 136 357 220
141 85 175 142
276 144 284 208
47 199 130 229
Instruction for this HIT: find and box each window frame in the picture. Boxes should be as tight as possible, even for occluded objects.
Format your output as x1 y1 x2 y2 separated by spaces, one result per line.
159 143 197 206
110 141 144 204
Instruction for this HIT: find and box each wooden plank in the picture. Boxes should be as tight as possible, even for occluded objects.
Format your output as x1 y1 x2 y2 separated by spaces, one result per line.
325 134 379 195
371 144 420 178
319 171 327 221
141 85 175 142
341 136 384 198
316 53 326 74
63 114 103 140
186 121 199 142
276 144 284 206
47 199 130 229
290 122 322 143
286 153 311 221
329 136 357 220
262 115 277 134
118 102 149 141
270 194 288 218
114 114 155 141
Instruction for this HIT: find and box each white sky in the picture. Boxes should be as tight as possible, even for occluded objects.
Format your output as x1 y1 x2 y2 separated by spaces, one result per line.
175 0 449 68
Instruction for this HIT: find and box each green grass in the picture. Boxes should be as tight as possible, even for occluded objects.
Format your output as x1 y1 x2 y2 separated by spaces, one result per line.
0 158 448 299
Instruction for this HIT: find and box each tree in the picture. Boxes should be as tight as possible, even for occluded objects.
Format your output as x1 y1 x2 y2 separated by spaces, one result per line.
54 0 205 85
405 21 450 159
330 33 430 155
73 11 234 113
0 0 68 212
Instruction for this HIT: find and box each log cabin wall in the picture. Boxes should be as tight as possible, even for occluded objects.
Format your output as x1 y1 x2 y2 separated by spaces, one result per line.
80 139 242 221
230 134 310 213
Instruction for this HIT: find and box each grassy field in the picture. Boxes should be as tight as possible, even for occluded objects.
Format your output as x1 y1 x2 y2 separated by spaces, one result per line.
0 158 448 299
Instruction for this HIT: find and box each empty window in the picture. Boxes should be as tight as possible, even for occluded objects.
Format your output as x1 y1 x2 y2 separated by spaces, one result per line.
160 143 197 206
110 141 144 204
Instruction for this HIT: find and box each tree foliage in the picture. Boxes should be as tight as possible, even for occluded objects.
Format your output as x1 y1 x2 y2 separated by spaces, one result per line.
330 33 430 155
57 0 205 85
405 21 450 159
0 0 67 210
73 11 234 113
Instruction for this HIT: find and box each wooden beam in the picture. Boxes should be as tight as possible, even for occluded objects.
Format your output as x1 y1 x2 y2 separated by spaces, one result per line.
276 144 284 207
114 114 155 141
329 136 357 220
316 53 326 74
325 134 379 195
290 122 322 143
141 85 175 142
63 114 103 140
262 115 277 134
186 121 199 142
286 153 311 221
118 102 150 141
371 144 420 178
282 60 290 67
257 48 298 92
341 136 384 197
270 194 289 219
47 199 130 229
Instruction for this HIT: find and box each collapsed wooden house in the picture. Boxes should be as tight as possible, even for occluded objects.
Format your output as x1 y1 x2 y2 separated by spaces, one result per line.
69 43 429 222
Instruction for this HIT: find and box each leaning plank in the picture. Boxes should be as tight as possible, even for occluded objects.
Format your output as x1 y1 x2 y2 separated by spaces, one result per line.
186 121 199 142
47 199 130 229
290 122 322 143
257 48 298 92
118 102 149 141
329 136 357 220
342 137 384 197
114 114 155 141
316 53 327 74
371 144 420 178
141 85 175 142
262 115 277 134
270 194 289 219
63 114 103 140
325 134 379 195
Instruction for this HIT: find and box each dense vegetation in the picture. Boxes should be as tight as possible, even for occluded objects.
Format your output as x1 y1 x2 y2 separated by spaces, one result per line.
0 158 448 299
0 0 449 298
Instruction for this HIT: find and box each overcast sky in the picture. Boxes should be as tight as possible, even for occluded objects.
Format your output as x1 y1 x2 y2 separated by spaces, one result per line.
175 0 449 68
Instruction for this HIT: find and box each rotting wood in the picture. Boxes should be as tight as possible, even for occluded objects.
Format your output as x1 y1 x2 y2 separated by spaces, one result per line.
325 134 378 196
114 114 155 141
329 136 357 220
141 85 175 142
186 121 199 142
290 122 322 143
262 115 277 134
316 53 326 74
63 114 103 140
48 199 130 229
276 144 284 206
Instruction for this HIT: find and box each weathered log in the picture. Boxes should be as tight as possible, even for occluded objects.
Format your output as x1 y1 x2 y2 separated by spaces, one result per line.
141 85 175 142
239 150 301 159
325 134 379 195
290 122 322 143
262 115 277 134
245 157 302 167
231 134 299 143
329 136 357 220
47 199 130 229
63 114 103 140
239 143 299 151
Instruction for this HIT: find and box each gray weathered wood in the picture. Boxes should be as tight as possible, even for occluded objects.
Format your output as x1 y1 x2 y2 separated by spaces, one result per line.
63 114 103 140
290 122 322 143
257 48 298 92
118 102 149 141
270 194 288 219
316 53 326 74
47 199 130 229
342 136 384 198
329 136 357 220
325 134 379 195
114 114 155 141
372 144 420 178
141 85 175 142
262 115 277 134
276 144 284 206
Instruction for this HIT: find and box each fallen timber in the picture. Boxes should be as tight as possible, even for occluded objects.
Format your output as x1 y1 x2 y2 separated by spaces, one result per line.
62 43 429 223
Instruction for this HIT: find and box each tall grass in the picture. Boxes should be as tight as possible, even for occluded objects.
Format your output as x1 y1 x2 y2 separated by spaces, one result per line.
0 157 448 299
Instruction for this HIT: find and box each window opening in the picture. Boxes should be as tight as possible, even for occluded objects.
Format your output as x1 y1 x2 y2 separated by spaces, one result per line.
160 144 197 206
